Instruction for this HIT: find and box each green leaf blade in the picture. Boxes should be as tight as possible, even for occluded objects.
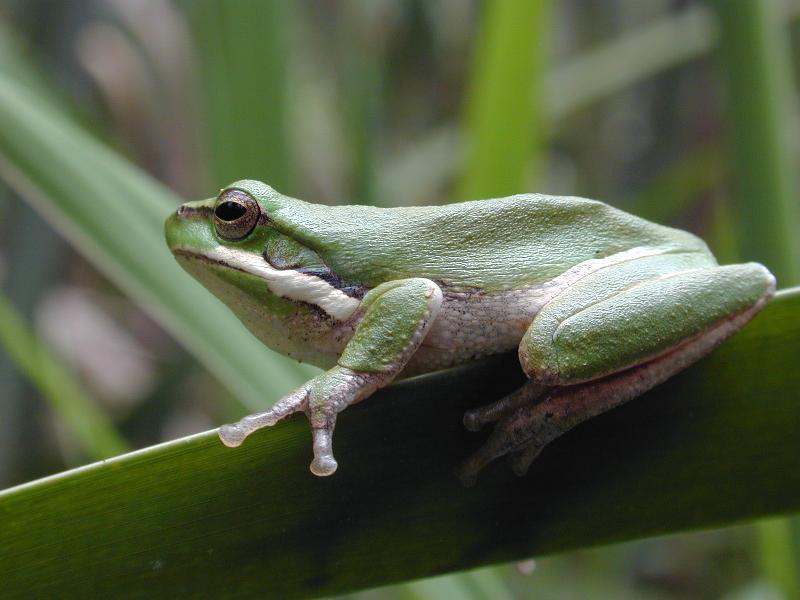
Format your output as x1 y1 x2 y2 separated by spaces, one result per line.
458 0 551 199
1 289 798 599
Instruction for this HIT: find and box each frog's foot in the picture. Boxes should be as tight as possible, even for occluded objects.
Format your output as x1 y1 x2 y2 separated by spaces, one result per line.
303 367 390 476
458 380 620 486
218 385 309 448
457 400 547 487
462 381 546 432
509 442 545 477
458 357 685 486
308 417 338 476
219 366 391 477
218 390 340 477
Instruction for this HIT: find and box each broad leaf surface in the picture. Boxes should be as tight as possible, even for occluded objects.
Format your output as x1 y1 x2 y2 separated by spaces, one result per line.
1 290 798 599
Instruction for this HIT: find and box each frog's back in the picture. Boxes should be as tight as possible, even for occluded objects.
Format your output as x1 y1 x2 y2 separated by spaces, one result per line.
270 191 712 291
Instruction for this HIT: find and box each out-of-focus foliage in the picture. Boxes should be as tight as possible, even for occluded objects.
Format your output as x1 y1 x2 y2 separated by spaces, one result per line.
0 1 798 599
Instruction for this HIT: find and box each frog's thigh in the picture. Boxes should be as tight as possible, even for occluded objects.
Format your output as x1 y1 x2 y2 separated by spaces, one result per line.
458 263 774 485
519 262 775 385
463 251 711 429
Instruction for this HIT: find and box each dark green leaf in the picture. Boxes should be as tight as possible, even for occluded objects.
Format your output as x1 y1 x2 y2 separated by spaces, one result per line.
1 288 798 599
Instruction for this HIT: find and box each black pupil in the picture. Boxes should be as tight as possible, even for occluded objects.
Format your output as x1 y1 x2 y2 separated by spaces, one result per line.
215 201 247 221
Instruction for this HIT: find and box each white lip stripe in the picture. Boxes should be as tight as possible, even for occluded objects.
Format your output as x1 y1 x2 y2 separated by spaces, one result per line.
204 246 361 321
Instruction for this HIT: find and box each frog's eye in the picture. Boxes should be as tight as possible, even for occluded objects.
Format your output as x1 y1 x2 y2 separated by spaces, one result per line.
214 189 260 240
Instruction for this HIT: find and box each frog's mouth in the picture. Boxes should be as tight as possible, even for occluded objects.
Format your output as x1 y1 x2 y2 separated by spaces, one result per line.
173 246 361 322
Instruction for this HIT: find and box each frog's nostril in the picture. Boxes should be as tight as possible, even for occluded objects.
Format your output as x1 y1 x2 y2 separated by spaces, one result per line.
176 205 189 218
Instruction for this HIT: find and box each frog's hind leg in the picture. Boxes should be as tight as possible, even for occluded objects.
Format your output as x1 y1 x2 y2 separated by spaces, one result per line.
463 381 547 431
458 262 775 486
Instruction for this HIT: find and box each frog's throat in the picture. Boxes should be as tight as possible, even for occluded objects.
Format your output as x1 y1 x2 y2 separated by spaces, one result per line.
196 246 360 321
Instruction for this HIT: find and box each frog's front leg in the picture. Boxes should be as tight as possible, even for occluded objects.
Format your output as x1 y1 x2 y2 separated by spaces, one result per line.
219 278 443 476
458 262 775 485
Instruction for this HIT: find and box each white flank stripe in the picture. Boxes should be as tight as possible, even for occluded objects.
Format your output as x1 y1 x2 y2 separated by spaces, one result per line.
204 246 361 321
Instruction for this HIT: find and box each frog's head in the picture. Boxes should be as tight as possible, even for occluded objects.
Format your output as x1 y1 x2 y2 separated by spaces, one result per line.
165 180 360 333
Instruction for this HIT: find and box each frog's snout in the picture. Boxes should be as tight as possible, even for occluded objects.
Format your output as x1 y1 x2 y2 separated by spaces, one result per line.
164 206 198 252
174 198 216 220
164 211 179 248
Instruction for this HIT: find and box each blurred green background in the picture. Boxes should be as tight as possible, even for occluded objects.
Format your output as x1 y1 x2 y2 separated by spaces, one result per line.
0 0 798 598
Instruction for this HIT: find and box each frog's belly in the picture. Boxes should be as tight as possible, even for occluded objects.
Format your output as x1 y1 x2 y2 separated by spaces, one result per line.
401 246 680 376
308 246 684 375
401 284 554 375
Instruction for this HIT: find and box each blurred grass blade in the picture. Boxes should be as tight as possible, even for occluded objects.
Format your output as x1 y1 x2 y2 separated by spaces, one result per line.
712 0 800 284
1 288 798 599
627 145 725 223
337 0 386 206
757 517 800 597
458 0 551 199
0 290 128 459
712 2 800 596
464 569 517 600
0 21 63 107
0 71 313 412
546 5 717 121
0 196 64 483
384 5 800 208
184 0 293 191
